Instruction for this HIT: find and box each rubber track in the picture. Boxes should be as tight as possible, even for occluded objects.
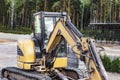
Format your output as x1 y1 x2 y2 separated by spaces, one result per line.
1 67 51 80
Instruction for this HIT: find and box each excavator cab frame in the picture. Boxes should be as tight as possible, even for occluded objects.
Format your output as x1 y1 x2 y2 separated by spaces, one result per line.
33 11 67 49
33 12 69 68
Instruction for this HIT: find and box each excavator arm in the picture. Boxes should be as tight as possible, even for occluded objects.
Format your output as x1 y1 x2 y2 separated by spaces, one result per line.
46 19 108 80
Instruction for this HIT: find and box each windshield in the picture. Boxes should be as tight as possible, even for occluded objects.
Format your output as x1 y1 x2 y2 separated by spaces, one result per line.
44 17 59 44
44 16 67 57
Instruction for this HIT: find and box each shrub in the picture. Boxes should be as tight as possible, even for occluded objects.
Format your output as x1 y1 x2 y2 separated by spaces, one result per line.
101 55 111 71
110 58 120 73
101 55 120 73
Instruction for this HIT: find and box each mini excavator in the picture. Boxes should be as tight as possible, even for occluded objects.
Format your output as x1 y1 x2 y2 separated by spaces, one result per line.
1 12 108 80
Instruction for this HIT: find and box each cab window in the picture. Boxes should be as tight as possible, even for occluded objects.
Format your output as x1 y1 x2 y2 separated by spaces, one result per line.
44 17 59 44
34 15 41 34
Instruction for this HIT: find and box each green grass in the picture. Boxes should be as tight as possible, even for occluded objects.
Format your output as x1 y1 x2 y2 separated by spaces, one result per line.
0 25 32 34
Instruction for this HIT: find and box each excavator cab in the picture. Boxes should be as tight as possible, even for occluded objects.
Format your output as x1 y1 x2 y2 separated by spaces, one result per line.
33 12 68 68
33 12 67 48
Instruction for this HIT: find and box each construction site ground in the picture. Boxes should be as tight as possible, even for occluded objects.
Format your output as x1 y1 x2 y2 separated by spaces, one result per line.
0 33 120 80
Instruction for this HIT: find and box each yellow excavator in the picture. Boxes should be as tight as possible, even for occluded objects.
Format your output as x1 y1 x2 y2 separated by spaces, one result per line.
1 12 108 80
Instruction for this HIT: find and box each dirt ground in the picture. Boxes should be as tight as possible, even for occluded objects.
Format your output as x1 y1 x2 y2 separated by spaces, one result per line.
0 40 17 69
0 39 120 80
0 39 16 43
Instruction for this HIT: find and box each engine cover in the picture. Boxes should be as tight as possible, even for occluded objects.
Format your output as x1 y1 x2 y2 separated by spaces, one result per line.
17 39 36 70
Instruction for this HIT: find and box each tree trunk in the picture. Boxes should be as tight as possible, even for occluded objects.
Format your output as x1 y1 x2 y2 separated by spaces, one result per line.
21 9 25 26
81 7 84 31
90 2 93 23
72 9 75 25
68 0 70 16
116 5 119 22
112 1 114 22
44 0 48 11
100 0 102 22
36 0 37 12
10 0 14 30
110 0 112 22
22 0 28 27
2 11 5 26
8 12 11 27
36 0 40 12
24 0 28 27
77 13 79 28
103 5 106 22
63 0 66 11
1 0 5 26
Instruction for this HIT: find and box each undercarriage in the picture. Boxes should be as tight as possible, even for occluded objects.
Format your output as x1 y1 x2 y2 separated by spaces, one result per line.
1 66 89 80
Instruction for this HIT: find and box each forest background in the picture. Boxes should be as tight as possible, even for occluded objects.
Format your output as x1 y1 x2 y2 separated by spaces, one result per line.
0 0 120 34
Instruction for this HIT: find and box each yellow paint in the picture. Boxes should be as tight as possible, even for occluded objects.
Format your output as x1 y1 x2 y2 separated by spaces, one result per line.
89 60 102 80
17 61 24 69
81 37 89 51
17 39 36 69
17 61 33 70
53 57 67 68
17 39 36 62
46 20 81 57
